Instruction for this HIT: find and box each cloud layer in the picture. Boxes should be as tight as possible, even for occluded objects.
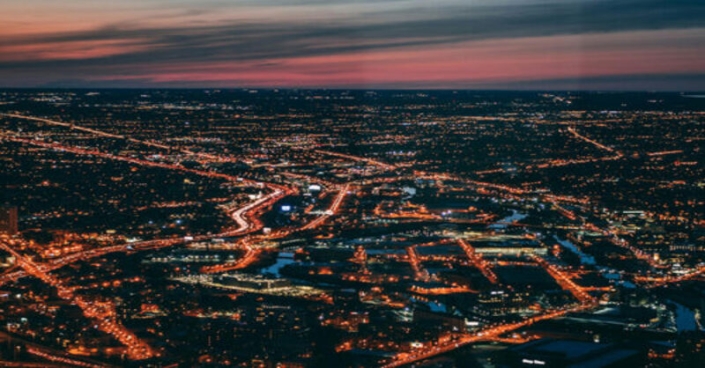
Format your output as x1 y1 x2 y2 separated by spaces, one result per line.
1 0 704 89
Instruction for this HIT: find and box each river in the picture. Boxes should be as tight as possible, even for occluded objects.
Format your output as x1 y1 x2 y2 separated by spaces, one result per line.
553 235 596 266
259 252 296 277
673 301 701 332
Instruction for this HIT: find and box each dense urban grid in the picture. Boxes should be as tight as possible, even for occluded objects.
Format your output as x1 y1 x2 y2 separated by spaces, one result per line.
0 90 704 367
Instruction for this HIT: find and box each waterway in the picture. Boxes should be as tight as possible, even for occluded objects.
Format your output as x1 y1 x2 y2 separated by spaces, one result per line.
490 210 528 229
259 252 296 277
673 301 700 332
410 297 448 313
553 235 596 266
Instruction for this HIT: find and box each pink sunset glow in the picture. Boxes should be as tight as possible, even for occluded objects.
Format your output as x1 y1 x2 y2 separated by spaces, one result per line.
1 0 703 89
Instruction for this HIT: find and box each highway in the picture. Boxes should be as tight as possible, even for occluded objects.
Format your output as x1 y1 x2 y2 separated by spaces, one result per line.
0 113 237 163
199 238 259 274
566 126 620 155
299 184 349 231
314 149 397 171
201 183 351 274
220 185 293 237
0 239 155 360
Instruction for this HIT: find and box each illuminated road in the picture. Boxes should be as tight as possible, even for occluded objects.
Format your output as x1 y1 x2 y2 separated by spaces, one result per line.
1 135 255 186
0 237 183 287
418 172 527 196
203 183 350 274
0 122 302 360
638 264 705 289
379 251 599 367
529 254 595 304
381 303 596 368
469 126 626 177
566 126 620 155
549 200 578 221
0 330 111 368
0 132 293 240
581 222 658 267
529 154 623 170
1 113 126 140
0 180 289 285
24 347 105 368
280 172 337 188
220 185 293 237
200 238 258 274
405 246 425 281
299 184 349 231
3 112 699 367
314 149 397 171
646 150 683 157
457 239 498 284
1 113 291 242
0 128 293 284
0 113 235 163
0 186 283 285
542 194 590 206
0 239 155 360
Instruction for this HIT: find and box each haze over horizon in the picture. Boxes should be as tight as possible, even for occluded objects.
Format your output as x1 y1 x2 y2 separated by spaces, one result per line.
1 0 704 90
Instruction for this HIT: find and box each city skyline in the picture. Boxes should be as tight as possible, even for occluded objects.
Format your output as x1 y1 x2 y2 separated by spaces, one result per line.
1 89 704 366
1 0 705 90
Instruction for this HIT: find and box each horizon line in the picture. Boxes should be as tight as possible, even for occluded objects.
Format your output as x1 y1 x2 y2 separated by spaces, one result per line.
1 87 703 93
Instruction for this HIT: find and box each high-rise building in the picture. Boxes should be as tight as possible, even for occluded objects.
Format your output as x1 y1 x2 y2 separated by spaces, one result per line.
0 206 18 235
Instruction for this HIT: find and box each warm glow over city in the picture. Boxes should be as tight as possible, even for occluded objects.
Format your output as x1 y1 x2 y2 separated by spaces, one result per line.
1 0 705 367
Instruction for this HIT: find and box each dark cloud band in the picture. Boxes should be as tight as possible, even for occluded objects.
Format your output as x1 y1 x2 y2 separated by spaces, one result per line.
0 0 703 88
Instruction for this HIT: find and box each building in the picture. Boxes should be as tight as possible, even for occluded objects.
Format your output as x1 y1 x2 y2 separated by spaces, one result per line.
472 238 547 256
675 331 705 366
413 309 466 331
476 290 533 316
216 274 291 290
0 206 18 235
505 339 644 367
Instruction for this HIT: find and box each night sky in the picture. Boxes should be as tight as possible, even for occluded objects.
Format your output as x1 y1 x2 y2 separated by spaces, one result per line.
1 0 704 90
